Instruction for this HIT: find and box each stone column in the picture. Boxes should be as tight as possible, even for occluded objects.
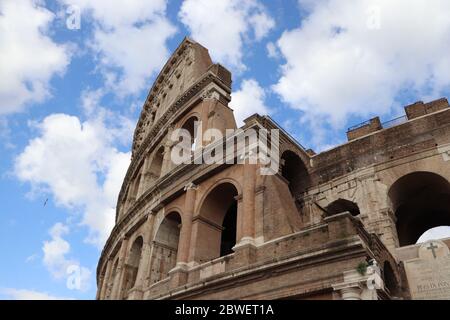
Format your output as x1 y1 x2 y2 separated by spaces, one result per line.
332 268 379 300
177 183 197 266
98 258 112 300
239 164 256 245
130 215 155 299
110 238 129 300
161 126 175 176
339 286 362 300
136 157 150 198
96 276 104 300
235 194 244 242
169 183 197 288
254 185 265 244
161 143 172 176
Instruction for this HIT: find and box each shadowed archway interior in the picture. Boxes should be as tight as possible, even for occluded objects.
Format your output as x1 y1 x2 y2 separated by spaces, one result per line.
149 212 181 284
122 236 143 296
281 150 310 197
194 182 239 263
389 171 450 246
325 198 360 217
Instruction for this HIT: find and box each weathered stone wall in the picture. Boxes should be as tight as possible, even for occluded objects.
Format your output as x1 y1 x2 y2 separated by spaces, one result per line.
97 37 450 300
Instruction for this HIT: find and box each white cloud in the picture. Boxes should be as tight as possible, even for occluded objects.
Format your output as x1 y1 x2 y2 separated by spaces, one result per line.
231 79 271 126
273 0 450 127
42 222 71 278
42 223 91 291
1 288 72 300
15 112 131 247
179 0 275 71
0 0 71 114
417 226 450 244
58 0 176 96
25 253 39 263
266 42 279 59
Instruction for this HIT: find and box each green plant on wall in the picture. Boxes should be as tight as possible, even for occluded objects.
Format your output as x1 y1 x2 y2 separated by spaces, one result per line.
356 261 368 275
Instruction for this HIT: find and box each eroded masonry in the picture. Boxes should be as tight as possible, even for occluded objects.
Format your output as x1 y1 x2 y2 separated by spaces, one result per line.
97 38 450 300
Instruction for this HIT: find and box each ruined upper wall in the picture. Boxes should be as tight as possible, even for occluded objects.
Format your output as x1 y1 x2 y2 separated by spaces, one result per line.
347 98 450 141
310 98 450 185
131 38 232 156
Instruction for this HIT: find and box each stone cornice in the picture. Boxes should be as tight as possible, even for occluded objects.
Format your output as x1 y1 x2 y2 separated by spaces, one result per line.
116 72 231 217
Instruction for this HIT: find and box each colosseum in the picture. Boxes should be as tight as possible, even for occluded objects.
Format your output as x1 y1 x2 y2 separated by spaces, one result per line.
96 37 450 300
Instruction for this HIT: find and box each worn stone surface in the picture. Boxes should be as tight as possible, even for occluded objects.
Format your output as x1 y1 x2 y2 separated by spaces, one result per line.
97 38 450 300
401 240 450 300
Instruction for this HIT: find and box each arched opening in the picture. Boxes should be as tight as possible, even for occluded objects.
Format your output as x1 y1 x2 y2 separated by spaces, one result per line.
280 151 310 197
124 164 143 211
194 182 238 263
149 146 164 180
388 171 450 246
123 236 143 295
383 261 400 298
149 212 181 284
325 198 360 217
416 226 450 243
181 116 199 151
220 200 237 257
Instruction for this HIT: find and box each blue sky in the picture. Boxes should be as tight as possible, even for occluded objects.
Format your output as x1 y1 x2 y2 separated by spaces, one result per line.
1 0 450 299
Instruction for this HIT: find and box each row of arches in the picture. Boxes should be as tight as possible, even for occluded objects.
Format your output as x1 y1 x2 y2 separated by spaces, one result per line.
121 116 200 216
321 171 450 246
279 148 450 247
103 168 450 298
104 181 239 298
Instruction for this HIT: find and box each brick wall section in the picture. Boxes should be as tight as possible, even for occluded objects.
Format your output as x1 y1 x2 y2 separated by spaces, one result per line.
311 107 450 185
347 117 382 141
145 213 401 299
405 98 449 120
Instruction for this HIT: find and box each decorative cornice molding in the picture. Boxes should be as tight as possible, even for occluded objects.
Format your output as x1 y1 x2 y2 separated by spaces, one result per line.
116 72 230 216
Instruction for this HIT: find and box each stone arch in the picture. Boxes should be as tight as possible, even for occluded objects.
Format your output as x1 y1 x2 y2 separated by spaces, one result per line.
325 198 361 217
180 115 200 150
178 112 201 129
382 261 401 298
388 171 450 246
195 178 243 213
149 211 182 284
280 150 311 197
125 162 144 209
122 236 143 296
192 181 239 263
147 145 165 183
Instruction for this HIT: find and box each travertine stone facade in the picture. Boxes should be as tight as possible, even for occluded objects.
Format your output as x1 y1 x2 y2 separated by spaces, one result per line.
97 38 450 300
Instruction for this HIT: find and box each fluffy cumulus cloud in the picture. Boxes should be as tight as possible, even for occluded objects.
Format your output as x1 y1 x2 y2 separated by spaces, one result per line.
273 0 450 127
42 223 91 291
179 0 275 71
58 0 176 96
231 79 271 126
15 112 131 247
0 0 71 114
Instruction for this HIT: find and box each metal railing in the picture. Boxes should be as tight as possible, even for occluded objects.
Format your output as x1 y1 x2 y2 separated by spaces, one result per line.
381 115 407 129
347 119 372 132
